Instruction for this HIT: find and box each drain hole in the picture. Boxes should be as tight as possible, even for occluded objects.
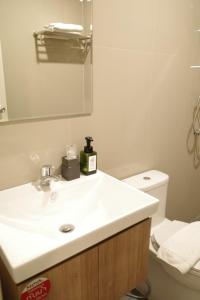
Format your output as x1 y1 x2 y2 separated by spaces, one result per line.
59 224 75 233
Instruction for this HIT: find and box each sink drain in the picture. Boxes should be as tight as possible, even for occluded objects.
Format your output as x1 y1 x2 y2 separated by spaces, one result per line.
59 224 75 233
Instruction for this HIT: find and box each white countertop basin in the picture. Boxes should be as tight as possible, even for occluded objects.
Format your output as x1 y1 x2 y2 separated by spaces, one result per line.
0 170 159 283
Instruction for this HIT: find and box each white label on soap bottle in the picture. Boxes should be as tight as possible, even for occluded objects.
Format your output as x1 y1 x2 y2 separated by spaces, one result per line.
89 155 96 172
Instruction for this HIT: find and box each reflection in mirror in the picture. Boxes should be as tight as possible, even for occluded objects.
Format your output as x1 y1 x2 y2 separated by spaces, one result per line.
0 0 92 122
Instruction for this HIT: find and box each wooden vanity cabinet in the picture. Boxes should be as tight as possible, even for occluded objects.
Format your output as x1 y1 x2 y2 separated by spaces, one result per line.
1 219 150 300
99 218 150 300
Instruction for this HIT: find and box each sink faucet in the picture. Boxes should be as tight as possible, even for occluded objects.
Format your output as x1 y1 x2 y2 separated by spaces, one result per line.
39 165 60 187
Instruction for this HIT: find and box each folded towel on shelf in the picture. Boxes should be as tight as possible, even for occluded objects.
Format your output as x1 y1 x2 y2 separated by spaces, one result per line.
44 23 84 33
157 221 200 274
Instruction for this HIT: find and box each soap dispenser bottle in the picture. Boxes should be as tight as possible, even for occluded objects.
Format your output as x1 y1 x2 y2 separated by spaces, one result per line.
80 137 97 175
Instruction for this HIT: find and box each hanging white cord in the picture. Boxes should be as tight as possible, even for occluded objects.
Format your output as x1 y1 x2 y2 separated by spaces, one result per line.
192 96 200 163
193 96 200 136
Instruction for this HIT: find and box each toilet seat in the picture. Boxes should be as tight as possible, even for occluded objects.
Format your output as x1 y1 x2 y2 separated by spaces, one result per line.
149 218 200 291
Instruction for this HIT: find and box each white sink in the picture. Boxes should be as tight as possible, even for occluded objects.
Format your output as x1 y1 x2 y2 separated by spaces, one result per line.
0 170 159 283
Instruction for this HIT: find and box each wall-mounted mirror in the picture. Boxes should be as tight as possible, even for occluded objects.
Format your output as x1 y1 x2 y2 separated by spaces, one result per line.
0 0 92 122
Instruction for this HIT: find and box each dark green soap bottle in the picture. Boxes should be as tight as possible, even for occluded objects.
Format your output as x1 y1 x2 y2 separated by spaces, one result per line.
80 137 97 175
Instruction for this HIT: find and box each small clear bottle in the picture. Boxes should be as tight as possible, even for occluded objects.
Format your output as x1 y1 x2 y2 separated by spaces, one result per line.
61 144 80 181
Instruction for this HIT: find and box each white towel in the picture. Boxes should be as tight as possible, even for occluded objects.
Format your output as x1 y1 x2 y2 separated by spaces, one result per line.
152 219 187 247
44 23 84 33
157 221 200 274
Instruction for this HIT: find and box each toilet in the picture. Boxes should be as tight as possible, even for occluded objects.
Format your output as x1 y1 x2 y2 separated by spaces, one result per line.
123 170 200 300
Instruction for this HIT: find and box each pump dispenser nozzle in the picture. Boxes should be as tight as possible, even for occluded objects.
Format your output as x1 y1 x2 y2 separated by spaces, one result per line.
84 136 94 153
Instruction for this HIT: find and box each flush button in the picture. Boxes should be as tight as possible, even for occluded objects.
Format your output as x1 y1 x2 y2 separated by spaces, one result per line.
143 176 151 180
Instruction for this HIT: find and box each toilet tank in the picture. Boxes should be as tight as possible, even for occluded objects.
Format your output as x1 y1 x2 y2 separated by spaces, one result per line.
123 170 169 227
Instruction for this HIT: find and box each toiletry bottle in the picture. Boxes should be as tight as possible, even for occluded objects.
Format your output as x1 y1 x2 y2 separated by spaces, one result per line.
80 137 97 175
61 144 80 181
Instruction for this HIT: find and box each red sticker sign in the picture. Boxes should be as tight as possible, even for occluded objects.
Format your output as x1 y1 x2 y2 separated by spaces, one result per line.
21 277 51 300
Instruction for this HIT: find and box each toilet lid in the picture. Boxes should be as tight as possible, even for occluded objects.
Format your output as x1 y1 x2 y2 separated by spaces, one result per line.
151 219 200 274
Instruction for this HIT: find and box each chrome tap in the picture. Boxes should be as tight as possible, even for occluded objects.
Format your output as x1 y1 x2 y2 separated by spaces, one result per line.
39 165 60 187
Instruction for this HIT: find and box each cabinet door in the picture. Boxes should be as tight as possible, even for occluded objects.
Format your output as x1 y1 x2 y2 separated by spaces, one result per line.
98 219 151 300
16 247 98 300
